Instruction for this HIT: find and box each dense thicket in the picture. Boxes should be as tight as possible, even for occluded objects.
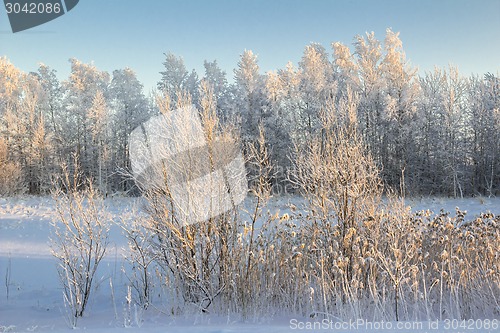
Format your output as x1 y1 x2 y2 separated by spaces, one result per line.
0 29 498 197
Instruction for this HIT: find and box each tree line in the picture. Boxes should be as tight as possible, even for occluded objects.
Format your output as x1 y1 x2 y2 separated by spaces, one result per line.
0 29 498 197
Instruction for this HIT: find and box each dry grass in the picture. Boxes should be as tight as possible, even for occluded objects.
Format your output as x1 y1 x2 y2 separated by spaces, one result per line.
123 87 499 321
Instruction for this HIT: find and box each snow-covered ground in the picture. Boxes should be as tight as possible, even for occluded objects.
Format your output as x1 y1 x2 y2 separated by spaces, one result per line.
0 196 499 332
406 196 499 217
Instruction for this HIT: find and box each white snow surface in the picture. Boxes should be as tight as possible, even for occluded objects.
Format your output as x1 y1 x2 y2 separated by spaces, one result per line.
0 195 498 332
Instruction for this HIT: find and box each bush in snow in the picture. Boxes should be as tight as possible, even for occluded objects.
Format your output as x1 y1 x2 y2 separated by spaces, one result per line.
50 159 110 327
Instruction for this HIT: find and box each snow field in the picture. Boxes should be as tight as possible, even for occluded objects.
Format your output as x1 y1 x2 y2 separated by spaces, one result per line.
0 196 499 332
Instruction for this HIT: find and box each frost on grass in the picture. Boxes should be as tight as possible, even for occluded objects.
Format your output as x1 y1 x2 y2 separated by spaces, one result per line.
118 90 499 322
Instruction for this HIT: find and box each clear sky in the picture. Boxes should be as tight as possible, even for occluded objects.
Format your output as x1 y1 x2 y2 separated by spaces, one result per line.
0 0 499 92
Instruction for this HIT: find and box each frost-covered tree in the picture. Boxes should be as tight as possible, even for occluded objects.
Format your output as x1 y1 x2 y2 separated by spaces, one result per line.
36 64 63 141
0 58 23 154
262 66 297 190
380 29 420 192
233 50 264 142
24 75 54 193
0 32 498 197
276 62 303 141
0 138 23 195
158 52 188 91
32 64 65 182
158 53 199 104
203 60 230 119
87 90 110 193
417 66 468 196
62 58 110 181
353 32 385 167
109 68 150 192
0 60 53 194
332 41 359 95
467 73 500 196
298 43 332 140
0 57 23 119
185 69 200 105
439 67 468 197
417 68 449 194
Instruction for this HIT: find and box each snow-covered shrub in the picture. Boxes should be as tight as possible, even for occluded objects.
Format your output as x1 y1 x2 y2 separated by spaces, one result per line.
120 214 155 310
50 160 110 327
289 89 383 316
129 89 246 314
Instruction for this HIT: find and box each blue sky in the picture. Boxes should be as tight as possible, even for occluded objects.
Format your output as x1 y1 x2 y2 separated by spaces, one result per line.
0 0 499 92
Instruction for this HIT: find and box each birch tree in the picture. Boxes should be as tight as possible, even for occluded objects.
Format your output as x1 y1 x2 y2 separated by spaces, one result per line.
62 58 110 181
110 68 150 192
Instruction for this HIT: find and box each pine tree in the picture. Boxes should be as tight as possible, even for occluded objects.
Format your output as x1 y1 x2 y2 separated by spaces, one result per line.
203 60 230 120
158 53 199 104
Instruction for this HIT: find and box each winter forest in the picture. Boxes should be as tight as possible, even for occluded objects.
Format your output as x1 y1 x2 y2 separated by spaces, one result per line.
1 29 499 331
1 29 499 198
